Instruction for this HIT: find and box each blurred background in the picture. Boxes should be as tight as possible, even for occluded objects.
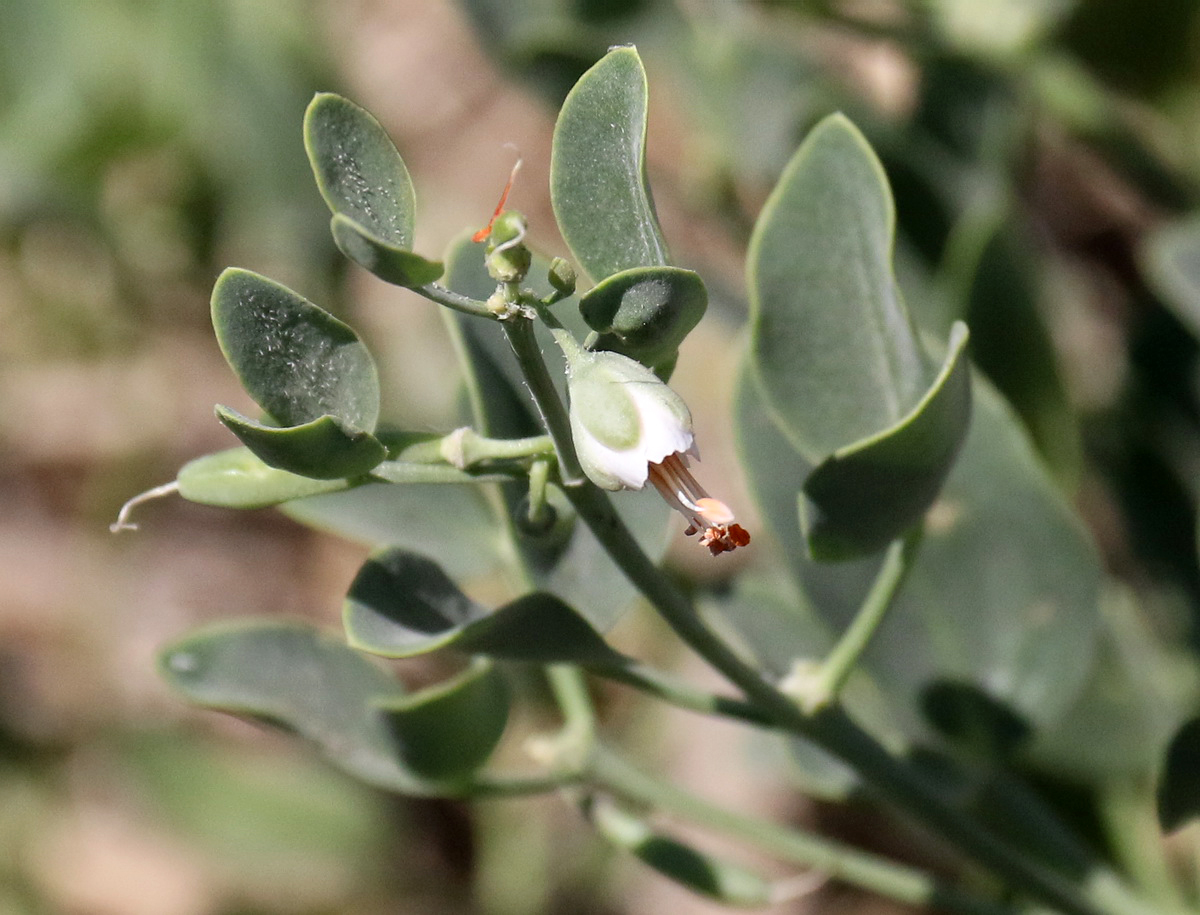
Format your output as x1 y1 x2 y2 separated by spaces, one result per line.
3 1 1200 913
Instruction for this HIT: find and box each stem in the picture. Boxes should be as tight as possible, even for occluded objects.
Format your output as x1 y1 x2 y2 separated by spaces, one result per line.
804 528 923 710
561 483 1140 915
416 282 496 319
587 744 1017 915
501 317 585 486
593 660 775 728
396 429 554 468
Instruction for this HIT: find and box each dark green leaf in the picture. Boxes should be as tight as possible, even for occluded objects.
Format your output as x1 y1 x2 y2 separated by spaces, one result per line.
330 213 444 288
375 660 509 782
799 322 972 559
344 548 626 665
159 621 440 795
304 92 417 250
211 268 380 430
748 114 929 461
550 45 668 283
589 799 772 907
579 265 707 367
215 406 387 479
1159 718 1200 832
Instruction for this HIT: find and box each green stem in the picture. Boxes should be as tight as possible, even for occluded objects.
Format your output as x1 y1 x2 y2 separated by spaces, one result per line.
396 430 554 468
587 744 1016 915
501 317 585 486
561 483 1141 915
1099 780 1189 910
804 528 923 710
593 660 775 728
417 282 496 319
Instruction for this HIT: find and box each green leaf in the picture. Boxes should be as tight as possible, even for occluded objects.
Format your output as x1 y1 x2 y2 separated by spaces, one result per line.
799 322 972 559
211 268 381 431
747 113 929 462
375 660 509 782
579 265 707 367
304 92 417 251
215 407 387 479
588 799 772 907
1141 213 1200 340
734 361 1103 738
550 45 668 283
330 213 444 288
178 447 354 508
159 621 439 795
176 446 519 511
283 483 503 582
344 548 626 665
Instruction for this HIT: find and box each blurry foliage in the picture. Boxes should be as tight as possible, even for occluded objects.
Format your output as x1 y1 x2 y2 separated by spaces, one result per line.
8 0 1200 913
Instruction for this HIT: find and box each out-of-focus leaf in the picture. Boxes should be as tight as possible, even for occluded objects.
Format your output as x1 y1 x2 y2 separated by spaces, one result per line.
800 322 972 559
159 621 443 795
215 407 386 479
734 362 1103 738
579 265 707 367
1029 588 1198 783
283 482 503 582
211 268 380 431
941 212 1080 481
1158 718 1200 832
304 92 417 251
748 114 930 462
588 798 773 907
344 549 626 665
375 661 509 782
330 214 444 287
1142 214 1200 341
550 45 668 283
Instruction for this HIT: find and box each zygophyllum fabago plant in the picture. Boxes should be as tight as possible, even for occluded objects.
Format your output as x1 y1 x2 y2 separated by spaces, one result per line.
116 46 1200 915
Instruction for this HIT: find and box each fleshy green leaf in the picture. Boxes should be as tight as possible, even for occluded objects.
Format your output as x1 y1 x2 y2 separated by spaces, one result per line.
178 447 354 508
159 621 439 794
1142 213 1200 340
799 322 972 559
344 548 627 665
215 406 387 480
375 660 509 782
304 92 417 251
550 46 668 283
330 213 444 288
211 268 381 431
734 361 1103 738
588 799 773 907
747 114 929 461
176 446 520 511
579 265 707 367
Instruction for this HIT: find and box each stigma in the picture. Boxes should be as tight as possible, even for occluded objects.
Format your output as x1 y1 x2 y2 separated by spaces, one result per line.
647 452 750 556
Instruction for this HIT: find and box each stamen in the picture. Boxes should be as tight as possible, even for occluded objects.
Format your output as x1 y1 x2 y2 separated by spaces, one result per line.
472 156 523 243
647 452 749 556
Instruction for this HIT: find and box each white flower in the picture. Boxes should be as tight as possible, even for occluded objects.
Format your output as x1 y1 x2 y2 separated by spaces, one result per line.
565 347 749 556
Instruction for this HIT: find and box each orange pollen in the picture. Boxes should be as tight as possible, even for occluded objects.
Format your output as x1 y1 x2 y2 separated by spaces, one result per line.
647 452 750 556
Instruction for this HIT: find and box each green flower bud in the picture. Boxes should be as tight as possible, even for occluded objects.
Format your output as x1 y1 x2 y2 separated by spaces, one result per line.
485 211 531 283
